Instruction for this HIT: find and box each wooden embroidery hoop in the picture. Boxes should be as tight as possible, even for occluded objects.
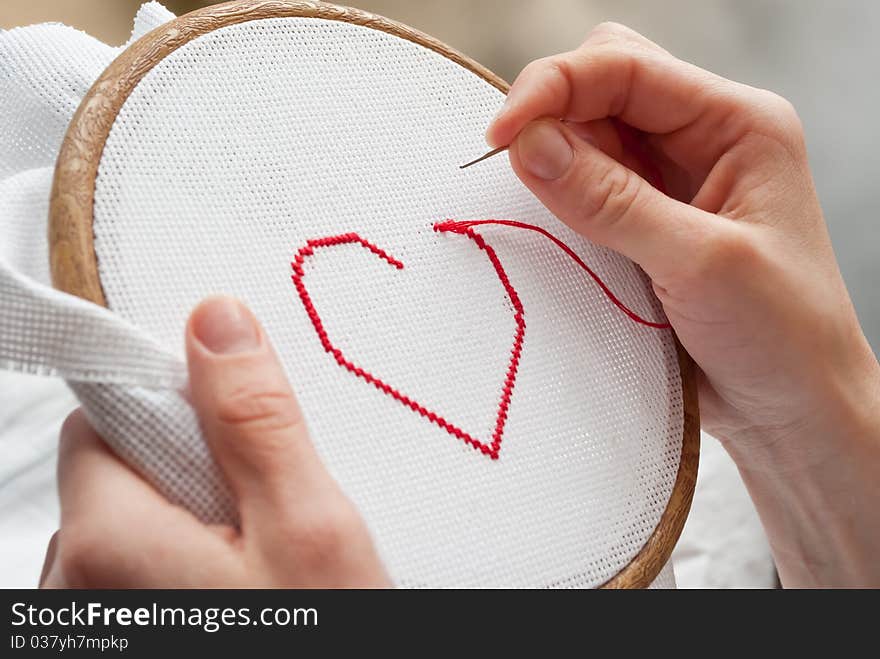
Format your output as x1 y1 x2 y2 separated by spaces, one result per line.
48 0 700 588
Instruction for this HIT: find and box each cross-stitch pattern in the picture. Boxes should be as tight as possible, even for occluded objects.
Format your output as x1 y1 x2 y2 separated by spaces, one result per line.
292 227 525 460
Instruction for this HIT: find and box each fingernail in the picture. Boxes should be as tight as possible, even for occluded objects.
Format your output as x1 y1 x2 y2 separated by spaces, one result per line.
192 297 260 354
517 121 573 180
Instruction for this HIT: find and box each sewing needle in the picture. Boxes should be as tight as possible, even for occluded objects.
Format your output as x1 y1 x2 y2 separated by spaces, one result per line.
459 145 508 169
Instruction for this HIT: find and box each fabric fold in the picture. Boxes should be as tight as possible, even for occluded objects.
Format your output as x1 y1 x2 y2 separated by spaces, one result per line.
0 3 183 390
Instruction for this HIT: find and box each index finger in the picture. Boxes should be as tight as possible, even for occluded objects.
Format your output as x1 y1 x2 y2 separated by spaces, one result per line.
486 32 757 170
55 410 238 587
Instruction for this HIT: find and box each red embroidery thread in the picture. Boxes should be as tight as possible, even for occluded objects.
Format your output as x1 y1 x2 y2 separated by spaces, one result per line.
291 229 525 460
433 220 671 329
291 220 667 459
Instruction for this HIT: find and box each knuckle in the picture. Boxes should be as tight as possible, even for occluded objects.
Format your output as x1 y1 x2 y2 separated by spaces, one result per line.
749 89 806 150
692 228 761 281
287 505 363 565
58 410 106 466
59 410 83 440
764 91 800 124
56 527 105 587
586 22 655 53
517 56 548 82
216 386 304 436
588 21 630 43
522 54 571 90
586 164 642 230
58 409 88 452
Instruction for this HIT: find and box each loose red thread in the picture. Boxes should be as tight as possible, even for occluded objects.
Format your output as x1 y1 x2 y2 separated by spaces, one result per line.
432 220 671 329
291 229 525 460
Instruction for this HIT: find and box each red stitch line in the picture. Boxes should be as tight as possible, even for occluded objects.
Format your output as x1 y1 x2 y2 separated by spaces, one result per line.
433 220 671 329
291 230 525 460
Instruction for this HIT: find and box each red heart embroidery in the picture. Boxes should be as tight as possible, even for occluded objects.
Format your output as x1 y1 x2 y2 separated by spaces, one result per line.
291 224 525 460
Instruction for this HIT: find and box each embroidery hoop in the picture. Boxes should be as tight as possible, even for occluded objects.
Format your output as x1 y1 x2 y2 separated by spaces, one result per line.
48 0 700 588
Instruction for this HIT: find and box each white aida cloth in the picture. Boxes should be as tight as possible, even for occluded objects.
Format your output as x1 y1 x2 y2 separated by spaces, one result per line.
0 4 686 587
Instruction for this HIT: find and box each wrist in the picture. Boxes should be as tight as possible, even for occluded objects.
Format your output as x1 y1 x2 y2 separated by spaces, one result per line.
723 330 880 587
722 322 880 474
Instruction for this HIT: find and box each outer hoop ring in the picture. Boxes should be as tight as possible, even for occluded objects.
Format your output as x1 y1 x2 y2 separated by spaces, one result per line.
48 0 699 588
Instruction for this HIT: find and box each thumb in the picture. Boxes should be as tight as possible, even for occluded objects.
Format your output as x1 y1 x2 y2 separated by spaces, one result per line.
185 296 333 534
508 119 712 280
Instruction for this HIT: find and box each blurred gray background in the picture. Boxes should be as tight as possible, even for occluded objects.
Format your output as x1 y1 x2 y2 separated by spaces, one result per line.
3 0 879 351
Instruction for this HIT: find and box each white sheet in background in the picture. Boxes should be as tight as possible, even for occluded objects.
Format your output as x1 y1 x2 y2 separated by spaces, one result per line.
0 372 73 588
0 2 774 588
